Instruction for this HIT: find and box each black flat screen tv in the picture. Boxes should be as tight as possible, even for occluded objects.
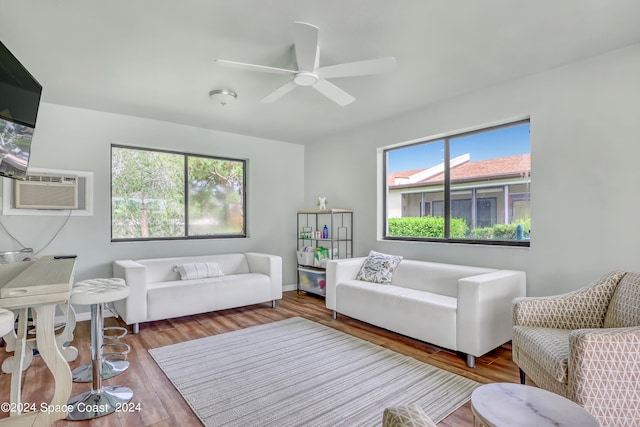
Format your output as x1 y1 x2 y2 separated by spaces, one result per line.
0 40 42 180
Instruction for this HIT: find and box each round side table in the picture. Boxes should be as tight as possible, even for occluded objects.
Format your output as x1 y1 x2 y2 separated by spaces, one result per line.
471 383 599 427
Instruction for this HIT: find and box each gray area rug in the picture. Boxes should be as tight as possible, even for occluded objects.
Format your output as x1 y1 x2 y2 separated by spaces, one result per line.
149 317 479 426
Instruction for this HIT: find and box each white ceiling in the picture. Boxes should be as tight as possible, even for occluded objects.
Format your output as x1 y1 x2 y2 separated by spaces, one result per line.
2 1 640 144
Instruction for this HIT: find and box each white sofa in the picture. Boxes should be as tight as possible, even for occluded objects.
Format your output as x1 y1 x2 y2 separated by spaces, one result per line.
326 257 526 367
112 252 282 333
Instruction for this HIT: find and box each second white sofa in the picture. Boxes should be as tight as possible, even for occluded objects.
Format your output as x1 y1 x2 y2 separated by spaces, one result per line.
326 256 526 367
113 252 282 333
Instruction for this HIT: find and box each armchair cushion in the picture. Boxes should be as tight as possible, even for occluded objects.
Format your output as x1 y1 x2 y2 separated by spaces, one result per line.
604 272 640 328
513 326 571 383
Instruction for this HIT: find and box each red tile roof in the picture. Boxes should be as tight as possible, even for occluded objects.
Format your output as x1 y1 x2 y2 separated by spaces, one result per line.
389 153 530 188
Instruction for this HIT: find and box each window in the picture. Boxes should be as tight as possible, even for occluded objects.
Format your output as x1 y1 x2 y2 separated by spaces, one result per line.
384 120 530 245
111 145 246 241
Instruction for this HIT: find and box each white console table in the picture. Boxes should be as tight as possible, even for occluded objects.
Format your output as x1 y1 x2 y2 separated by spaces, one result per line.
0 257 77 426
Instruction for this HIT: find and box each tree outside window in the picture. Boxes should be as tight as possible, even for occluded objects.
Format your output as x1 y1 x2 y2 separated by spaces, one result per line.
111 145 245 241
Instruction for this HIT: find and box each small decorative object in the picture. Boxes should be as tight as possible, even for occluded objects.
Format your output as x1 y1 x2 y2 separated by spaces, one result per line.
317 196 327 210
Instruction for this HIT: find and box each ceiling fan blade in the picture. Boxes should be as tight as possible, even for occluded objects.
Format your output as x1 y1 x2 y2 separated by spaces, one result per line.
313 79 355 106
214 59 296 76
260 80 298 103
318 57 397 79
293 21 319 71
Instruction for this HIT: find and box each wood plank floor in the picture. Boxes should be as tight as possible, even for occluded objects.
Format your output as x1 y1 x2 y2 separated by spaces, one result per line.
0 291 525 426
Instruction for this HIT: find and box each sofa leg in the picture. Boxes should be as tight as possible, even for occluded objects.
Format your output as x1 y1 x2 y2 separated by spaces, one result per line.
132 323 139 334
466 354 475 368
271 300 276 309
519 368 526 384
332 311 337 320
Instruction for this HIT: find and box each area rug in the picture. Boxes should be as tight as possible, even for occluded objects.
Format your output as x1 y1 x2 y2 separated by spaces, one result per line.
149 317 479 427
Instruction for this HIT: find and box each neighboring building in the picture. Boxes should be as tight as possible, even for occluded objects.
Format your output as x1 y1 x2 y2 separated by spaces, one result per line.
387 153 530 230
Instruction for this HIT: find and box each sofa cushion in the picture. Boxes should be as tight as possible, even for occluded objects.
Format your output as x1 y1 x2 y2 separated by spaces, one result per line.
174 262 224 280
604 272 640 328
139 254 250 283
391 260 495 297
336 280 457 350
513 326 571 384
356 250 403 285
146 273 271 321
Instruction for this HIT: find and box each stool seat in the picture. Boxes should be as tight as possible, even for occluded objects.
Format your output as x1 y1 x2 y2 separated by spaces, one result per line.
0 309 14 336
70 278 129 306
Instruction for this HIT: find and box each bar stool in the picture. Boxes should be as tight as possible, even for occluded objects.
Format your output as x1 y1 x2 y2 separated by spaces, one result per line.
71 304 130 383
66 278 133 420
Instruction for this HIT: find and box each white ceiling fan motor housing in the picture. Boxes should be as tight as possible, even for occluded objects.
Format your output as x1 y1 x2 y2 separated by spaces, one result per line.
293 72 319 86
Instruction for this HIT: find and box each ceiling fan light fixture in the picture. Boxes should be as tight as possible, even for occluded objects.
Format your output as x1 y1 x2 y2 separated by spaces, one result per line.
209 89 237 106
293 72 318 86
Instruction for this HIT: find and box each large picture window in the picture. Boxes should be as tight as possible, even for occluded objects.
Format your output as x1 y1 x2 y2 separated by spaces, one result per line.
384 120 530 246
111 145 246 241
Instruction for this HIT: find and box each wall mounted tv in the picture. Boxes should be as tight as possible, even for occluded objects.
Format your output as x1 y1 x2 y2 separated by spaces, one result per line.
0 40 42 180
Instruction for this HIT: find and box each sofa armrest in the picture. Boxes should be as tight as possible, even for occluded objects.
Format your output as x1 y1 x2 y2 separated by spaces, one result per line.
245 252 283 301
112 260 148 325
457 270 526 357
325 257 366 311
569 326 640 419
512 270 625 329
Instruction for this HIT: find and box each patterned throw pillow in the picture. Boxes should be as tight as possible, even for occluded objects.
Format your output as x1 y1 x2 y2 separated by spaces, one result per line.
173 262 224 280
356 250 403 285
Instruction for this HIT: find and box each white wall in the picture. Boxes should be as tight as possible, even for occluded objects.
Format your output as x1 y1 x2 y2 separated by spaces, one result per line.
305 43 640 297
0 104 304 288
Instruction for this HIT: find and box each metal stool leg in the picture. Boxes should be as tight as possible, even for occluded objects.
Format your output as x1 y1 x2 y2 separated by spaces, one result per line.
66 303 133 420
72 324 130 383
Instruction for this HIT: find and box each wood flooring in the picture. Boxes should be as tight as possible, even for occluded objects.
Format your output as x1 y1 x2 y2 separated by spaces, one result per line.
0 291 525 426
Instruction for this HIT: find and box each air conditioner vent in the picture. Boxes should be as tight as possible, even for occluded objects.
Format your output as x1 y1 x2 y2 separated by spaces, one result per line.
25 175 77 183
14 173 79 209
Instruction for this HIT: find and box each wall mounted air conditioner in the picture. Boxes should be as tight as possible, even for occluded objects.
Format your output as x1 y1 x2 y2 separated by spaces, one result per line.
14 174 79 209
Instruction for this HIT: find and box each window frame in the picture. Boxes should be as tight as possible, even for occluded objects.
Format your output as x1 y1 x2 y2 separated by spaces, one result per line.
110 144 247 242
383 119 530 247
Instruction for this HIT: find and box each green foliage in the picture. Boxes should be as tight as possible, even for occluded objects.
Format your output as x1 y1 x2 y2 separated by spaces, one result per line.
471 218 531 240
111 147 185 239
389 216 531 241
388 216 468 238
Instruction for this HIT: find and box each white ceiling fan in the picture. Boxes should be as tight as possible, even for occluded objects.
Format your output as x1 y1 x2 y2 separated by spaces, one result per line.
214 21 396 106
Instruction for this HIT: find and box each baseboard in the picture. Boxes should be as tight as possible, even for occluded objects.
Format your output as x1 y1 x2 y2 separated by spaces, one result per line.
283 283 297 292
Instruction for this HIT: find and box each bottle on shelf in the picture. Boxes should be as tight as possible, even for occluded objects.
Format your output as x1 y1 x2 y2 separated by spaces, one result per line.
322 224 329 239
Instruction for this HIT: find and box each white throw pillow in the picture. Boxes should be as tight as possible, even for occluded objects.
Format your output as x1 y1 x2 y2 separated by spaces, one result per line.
356 250 403 285
174 262 224 280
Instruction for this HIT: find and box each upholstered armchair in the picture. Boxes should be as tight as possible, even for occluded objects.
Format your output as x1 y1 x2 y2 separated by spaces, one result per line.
382 405 436 427
512 271 640 427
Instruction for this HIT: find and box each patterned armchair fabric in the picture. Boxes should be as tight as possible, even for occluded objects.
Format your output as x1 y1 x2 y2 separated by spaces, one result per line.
512 271 640 427
382 405 437 427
